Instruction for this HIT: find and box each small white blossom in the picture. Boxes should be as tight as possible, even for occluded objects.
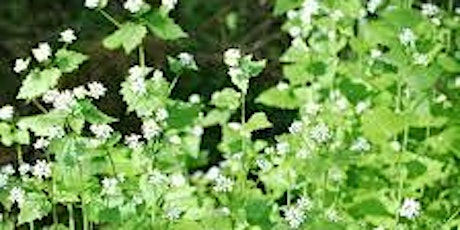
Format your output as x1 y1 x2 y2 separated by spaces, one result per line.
367 0 383 13
399 28 417 47
303 102 321 115
228 122 242 131
370 48 382 59
350 137 371 152
191 126 204 137
399 198 421 219
224 48 241 67
288 26 302 38
2 165 14 176
289 120 303 134
168 135 182 145
296 148 312 159
178 52 196 67
165 207 182 220
43 89 60 104
125 134 143 150
430 17 441 26
148 170 169 185
276 142 290 155
155 108 169 121
48 126 65 139
205 166 221 181
33 137 50 150
300 0 320 24
32 160 52 179
162 0 178 12
13 58 30 73
101 177 119 196
0 105 14 120
152 69 164 80
325 208 340 222
90 124 113 139
72 86 88 99
228 67 243 78
456 7 460 15
336 97 348 111
124 0 144 13
421 3 439 17
277 82 289 91
84 0 100 8
256 159 272 172
32 42 52 63
284 205 306 229
413 53 429 66
213 175 234 192
9 187 25 206
287 10 298 20
297 196 313 211
0 173 8 188
87 81 107 99
356 100 371 114
309 123 331 143
129 76 146 94
19 163 31 176
189 94 201 104
60 29 77 44
330 10 344 21
142 119 162 140
170 173 186 187
53 90 76 111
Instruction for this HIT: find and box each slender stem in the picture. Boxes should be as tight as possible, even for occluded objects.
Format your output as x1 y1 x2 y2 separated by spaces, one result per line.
98 10 121 28
241 91 247 191
68 204 75 230
445 207 460 225
83 209 89 230
168 76 180 95
32 99 48 113
139 46 145 67
106 150 117 175
16 145 23 164
29 221 34 230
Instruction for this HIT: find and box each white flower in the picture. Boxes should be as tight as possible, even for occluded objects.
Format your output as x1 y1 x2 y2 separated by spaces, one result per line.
2 165 14 176
300 0 320 23
284 205 306 229
430 17 441 26
0 105 14 120
277 82 289 91
178 52 196 67
33 137 50 150
32 42 52 63
330 10 344 21
90 124 113 139
367 0 382 13
19 163 31 176
228 67 243 78
370 48 382 59
297 196 313 211
48 126 65 139
129 76 146 94
43 89 60 104
399 28 417 47
124 0 144 13
189 94 201 104
165 207 182 220
60 29 77 44
303 102 321 115
9 187 25 205
296 148 312 159
325 208 340 222
170 173 186 187
84 0 100 8
162 0 178 11
456 7 460 15
287 10 298 20
288 26 302 38
152 69 164 80
224 48 241 67
53 90 76 111
255 159 272 172
276 142 290 155
142 119 162 140
87 81 107 99
399 198 421 219
191 126 204 137
0 173 8 188
101 177 119 196
413 53 429 66
148 170 169 185
205 166 221 181
72 86 88 99
356 100 371 114
213 175 234 192
421 3 439 17
125 134 143 150
350 137 371 152
289 120 303 134
336 97 348 111
228 122 242 131
32 160 52 179
13 58 30 73
155 108 169 121
309 123 331 143
168 135 182 145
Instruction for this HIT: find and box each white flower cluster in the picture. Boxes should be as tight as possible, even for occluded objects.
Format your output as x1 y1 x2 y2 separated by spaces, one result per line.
142 119 162 140
421 3 439 17
162 0 178 12
212 174 234 193
13 58 30 73
127 65 152 95
223 48 241 67
309 123 331 143
101 177 120 196
125 133 143 150
399 28 417 47
325 208 340 222
0 105 14 120
399 198 421 219
177 52 197 69
32 160 52 179
9 187 26 206
350 137 371 152
32 42 52 63
367 0 383 13
42 82 106 111
413 53 429 66
124 0 144 13
59 28 77 44
148 169 169 186
33 137 50 150
85 0 104 9
90 124 113 139
165 206 182 220
283 196 313 229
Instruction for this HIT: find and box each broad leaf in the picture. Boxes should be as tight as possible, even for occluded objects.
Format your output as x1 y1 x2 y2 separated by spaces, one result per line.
103 22 147 54
17 68 62 100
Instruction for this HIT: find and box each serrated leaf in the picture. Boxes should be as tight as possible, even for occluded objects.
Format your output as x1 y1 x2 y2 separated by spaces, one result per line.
55 49 88 73
17 193 52 225
200 109 232 127
143 10 187 40
17 110 68 137
361 107 405 144
167 101 200 129
256 87 301 109
103 22 147 54
244 112 272 133
76 100 117 124
17 68 62 100
437 54 460 73
211 88 241 110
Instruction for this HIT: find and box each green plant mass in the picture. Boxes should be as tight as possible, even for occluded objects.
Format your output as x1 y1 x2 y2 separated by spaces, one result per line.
1 0 460 229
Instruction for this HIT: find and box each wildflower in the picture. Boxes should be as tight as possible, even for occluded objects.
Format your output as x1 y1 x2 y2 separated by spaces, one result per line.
303 102 321 115
287 10 298 20
142 119 161 140
297 196 313 211
287 120 301 134
72 86 88 99
155 108 169 121
162 0 178 12
189 94 201 104
33 137 50 149
32 42 52 63
399 28 417 47
125 134 143 150
300 0 320 24
283 205 306 229
309 123 331 143
170 173 186 187
32 160 52 179
370 48 382 59
336 97 349 111
165 207 182 220
168 135 182 145
288 26 302 38
18 163 31 176
228 67 243 78
325 208 340 222
53 90 76 111
330 10 344 21
13 58 30 73
60 28 77 44
413 53 429 66
421 3 439 17
367 0 383 13
205 166 221 181
191 126 204 137
276 142 290 155
90 124 113 139
356 100 370 114
84 0 100 9
220 207 231 216
277 82 289 91
213 175 234 192
43 89 60 104
124 0 144 13
9 187 25 205
178 52 196 68
350 137 371 152
48 126 65 139
129 75 146 94
87 81 107 99
101 177 119 196
148 170 169 185
2 165 14 176
0 105 14 120
399 198 421 219
228 122 242 131
223 48 241 67
0 173 8 188
255 159 272 172
152 69 164 80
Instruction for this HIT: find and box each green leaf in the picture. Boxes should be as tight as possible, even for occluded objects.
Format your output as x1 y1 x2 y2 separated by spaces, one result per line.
200 109 232 127
102 22 147 54
14 129 30 145
361 107 405 144
17 110 68 137
347 198 391 219
244 112 272 133
54 49 88 73
167 102 200 129
143 10 187 40
437 54 460 73
256 87 301 109
17 193 52 225
76 100 117 124
17 68 62 100
211 88 241 110
273 0 303 15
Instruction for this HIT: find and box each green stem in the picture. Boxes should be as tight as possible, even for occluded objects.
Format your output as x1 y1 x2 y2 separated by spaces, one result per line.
68 204 75 230
168 76 180 95
240 91 247 192
29 221 34 230
445 207 460 226
32 99 48 113
139 46 145 67
16 145 23 164
106 150 117 175
83 209 89 230
99 10 121 28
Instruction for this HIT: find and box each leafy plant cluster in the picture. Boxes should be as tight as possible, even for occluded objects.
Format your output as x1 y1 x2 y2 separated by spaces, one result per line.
1 0 460 229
